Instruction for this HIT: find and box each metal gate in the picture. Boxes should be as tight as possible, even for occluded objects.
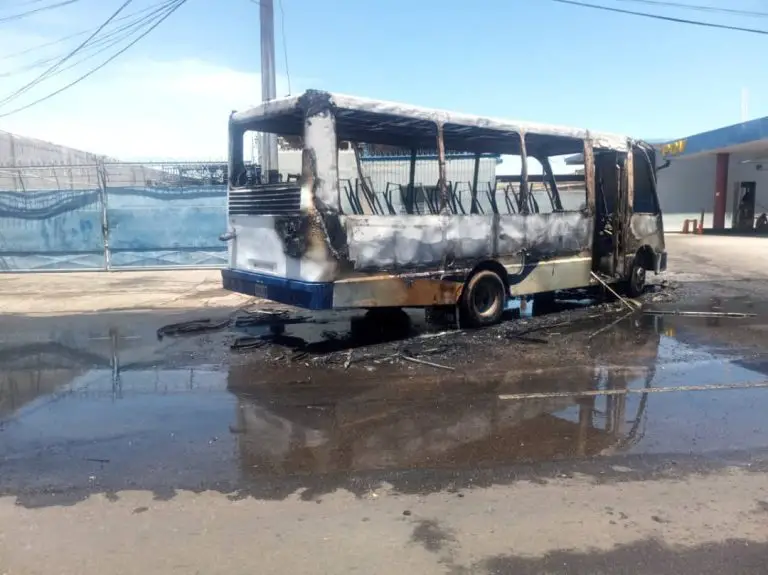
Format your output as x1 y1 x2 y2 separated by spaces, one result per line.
0 162 228 272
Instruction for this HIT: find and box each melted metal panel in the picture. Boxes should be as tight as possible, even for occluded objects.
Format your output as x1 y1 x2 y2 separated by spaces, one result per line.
498 213 593 258
303 107 339 210
343 215 446 271
629 213 665 252
342 213 593 273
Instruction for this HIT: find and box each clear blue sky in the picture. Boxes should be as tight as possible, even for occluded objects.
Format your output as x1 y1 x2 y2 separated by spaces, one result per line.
163 0 768 139
3 0 767 157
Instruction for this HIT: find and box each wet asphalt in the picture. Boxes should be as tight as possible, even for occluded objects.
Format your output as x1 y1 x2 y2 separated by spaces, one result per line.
2 286 768 498
2 277 768 573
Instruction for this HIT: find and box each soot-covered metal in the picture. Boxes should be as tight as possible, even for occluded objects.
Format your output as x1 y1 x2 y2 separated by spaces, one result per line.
227 90 662 305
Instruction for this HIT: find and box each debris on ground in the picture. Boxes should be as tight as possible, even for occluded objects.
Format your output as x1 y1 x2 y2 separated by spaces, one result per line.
230 336 267 351
398 353 455 371
158 281 682 373
643 310 757 318
157 318 230 340
590 271 642 312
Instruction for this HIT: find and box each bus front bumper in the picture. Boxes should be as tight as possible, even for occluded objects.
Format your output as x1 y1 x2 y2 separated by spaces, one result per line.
221 269 334 310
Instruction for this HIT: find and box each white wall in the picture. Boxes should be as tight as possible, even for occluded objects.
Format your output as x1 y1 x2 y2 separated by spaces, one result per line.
276 150 358 181
656 151 768 232
0 130 106 166
656 154 717 232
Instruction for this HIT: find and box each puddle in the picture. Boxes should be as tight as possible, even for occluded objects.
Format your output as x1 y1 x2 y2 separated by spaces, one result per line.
1 305 768 504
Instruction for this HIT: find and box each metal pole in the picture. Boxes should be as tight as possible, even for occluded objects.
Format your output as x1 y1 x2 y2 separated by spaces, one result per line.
408 148 417 214
471 153 480 214
260 0 279 183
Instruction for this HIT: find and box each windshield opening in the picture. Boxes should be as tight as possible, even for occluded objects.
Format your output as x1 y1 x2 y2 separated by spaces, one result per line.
229 125 303 189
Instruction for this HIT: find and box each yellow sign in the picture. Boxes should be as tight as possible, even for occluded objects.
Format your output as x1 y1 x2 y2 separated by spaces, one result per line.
660 139 687 157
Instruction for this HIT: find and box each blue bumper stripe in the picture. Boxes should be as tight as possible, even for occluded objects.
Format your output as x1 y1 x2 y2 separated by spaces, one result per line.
221 269 334 310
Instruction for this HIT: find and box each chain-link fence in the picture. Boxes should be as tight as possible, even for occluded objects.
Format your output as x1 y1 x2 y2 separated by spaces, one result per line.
0 161 228 271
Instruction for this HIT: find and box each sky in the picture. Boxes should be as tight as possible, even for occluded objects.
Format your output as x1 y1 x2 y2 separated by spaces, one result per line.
0 0 767 163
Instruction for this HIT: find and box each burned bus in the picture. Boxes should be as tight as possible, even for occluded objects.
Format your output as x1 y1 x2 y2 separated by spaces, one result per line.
221 90 666 327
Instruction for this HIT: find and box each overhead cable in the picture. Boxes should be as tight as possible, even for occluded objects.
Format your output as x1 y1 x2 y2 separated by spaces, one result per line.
0 0 82 25
607 0 768 19
0 0 189 118
547 0 768 35
0 0 135 107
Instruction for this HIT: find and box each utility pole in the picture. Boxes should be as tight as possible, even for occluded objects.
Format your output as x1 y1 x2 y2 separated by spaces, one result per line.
260 0 279 182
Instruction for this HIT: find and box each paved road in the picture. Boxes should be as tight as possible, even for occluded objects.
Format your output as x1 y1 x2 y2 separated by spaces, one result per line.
2 235 768 574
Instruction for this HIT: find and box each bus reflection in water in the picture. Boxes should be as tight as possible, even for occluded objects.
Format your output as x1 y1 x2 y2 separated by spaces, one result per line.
227 316 663 476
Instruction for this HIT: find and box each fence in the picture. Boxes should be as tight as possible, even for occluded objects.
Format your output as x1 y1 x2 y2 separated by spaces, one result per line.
0 161 228 271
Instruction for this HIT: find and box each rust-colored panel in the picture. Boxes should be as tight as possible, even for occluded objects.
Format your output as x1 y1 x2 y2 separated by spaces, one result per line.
334 275 464 308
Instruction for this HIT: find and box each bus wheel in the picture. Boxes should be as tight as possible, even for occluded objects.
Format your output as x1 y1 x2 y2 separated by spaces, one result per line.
459 270 506 327
627 257 647 298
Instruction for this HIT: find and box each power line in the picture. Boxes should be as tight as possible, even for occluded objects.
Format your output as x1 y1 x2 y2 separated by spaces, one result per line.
547 0 768 35
3 0 63 6
0 0 181 80
0 0 189 118
607 0 768 19
0 1 176 62
27 4 180 81
0 0 81 25
0 0 134 108
0 1 173 62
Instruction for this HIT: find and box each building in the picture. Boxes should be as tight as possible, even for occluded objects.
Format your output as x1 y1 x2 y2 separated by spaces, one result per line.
656 117 768 232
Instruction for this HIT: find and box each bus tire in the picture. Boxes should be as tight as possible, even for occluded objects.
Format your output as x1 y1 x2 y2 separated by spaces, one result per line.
459 270 506 328
626 256 647 298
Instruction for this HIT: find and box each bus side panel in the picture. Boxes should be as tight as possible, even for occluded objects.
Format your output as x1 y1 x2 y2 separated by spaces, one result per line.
341 214 497 272
342 212 593 274
332 212 595 307
342 215 448 271
629 213 667 272
504 212 593 257
629 213 665 253
506 256 593 296
228 214 337 282
332 274 463 308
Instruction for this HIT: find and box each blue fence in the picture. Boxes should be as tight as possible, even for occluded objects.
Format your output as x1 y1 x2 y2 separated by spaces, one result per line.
0 162 228 272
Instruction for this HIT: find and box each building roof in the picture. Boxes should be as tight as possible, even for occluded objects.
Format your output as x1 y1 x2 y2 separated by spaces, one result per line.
231 89 636 155
658 116 768 159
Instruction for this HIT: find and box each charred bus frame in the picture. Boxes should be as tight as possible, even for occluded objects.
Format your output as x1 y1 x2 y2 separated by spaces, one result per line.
222 89 666 326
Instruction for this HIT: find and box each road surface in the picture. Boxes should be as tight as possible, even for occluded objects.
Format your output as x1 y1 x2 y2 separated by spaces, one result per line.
1 234 768 574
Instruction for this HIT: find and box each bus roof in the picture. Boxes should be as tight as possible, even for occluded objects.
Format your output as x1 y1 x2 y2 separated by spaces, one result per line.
230 89 633 155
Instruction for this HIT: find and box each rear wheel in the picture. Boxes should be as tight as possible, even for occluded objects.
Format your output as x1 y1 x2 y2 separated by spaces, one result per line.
459 270 506 328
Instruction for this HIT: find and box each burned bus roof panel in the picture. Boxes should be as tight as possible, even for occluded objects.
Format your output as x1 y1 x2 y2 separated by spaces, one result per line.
230 90 632 153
